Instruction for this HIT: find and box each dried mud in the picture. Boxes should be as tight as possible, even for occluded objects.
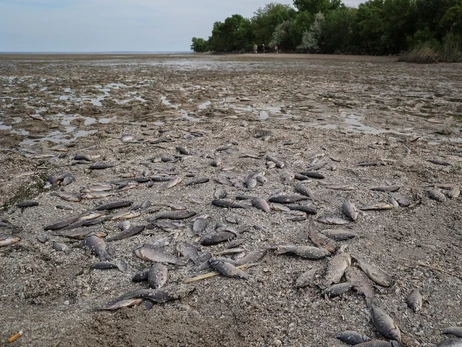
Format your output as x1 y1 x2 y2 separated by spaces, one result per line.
0 54 461 346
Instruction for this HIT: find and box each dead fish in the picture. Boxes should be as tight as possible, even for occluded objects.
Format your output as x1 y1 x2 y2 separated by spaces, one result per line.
200 228 239 246
89 162 114 170
270 203 291 212
16 200 39 208
63 215 109 231
371 304 401 342
342 196 358 221
255 174 267 184
192 217 208 234
135 244 184 265
111 210 141 221
276 244 330 259
212 199 248 209
307 161 328 171
280 171 295 184
447 186 460 199
106 225 145 242
214 187 227 199
99 285 195 310
52 241 69 252
152 220 185 232
148 263 168 289
214 175 233 186
184 177 209 186
234 248 267 266
336 330 371 345
316 216 350 225
81 191 114 199
287 204 317 215
161 177 182 189
44 212 83 231
284 211 307 221
266 154 284 168
83 235 111 261
324 252 351 286
307 217 338 254
131 201 152 211
389 193 411 207
436 339 462 346
209 258 249 279
354 257 394 287
51 191 82 202
251 197 271 213
52 228 95 240
98 298 143 311
150 176 172 182
0 235 20 247
92 259 127 272
95 200 133 211
147 210 196 222
74 153 98 161
176 146 190 155
56 204 74 210
87 183 114 192
295 268 319 288
299 171 325 179
321 228 358 241
427 188 447 202
345 266 375 303
370 186 400 192
268 194 308 204
360 203 394 211
323 282 354 297
406 288 423 312
427 159 451 166
294 184 315 199
322 184 356 191
441 327 462 338
132 268 150 282
176 242 201 264
78 211 103 222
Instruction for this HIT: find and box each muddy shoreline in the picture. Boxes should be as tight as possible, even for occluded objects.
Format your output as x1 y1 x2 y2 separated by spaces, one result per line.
0 54 461 346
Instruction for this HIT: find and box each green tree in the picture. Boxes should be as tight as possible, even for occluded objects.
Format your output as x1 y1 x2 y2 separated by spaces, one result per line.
319 7 357 53
208 14 251 52
293 0 342 14
298 12 325 51
440 0 462 35
190 37 209 52
251 3 296 46
290 11 314 48
270 19 295 50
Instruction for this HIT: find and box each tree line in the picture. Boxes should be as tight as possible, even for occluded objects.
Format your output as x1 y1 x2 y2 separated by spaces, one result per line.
190 0 462 61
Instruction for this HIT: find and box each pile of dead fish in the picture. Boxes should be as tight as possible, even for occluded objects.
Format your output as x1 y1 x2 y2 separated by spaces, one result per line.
1 134 461 347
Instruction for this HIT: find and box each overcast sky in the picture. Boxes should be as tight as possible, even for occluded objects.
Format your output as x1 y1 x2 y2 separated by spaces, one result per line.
0 0 364 52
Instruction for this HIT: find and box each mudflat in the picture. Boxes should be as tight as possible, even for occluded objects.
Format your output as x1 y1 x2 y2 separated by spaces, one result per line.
0 53 461 346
